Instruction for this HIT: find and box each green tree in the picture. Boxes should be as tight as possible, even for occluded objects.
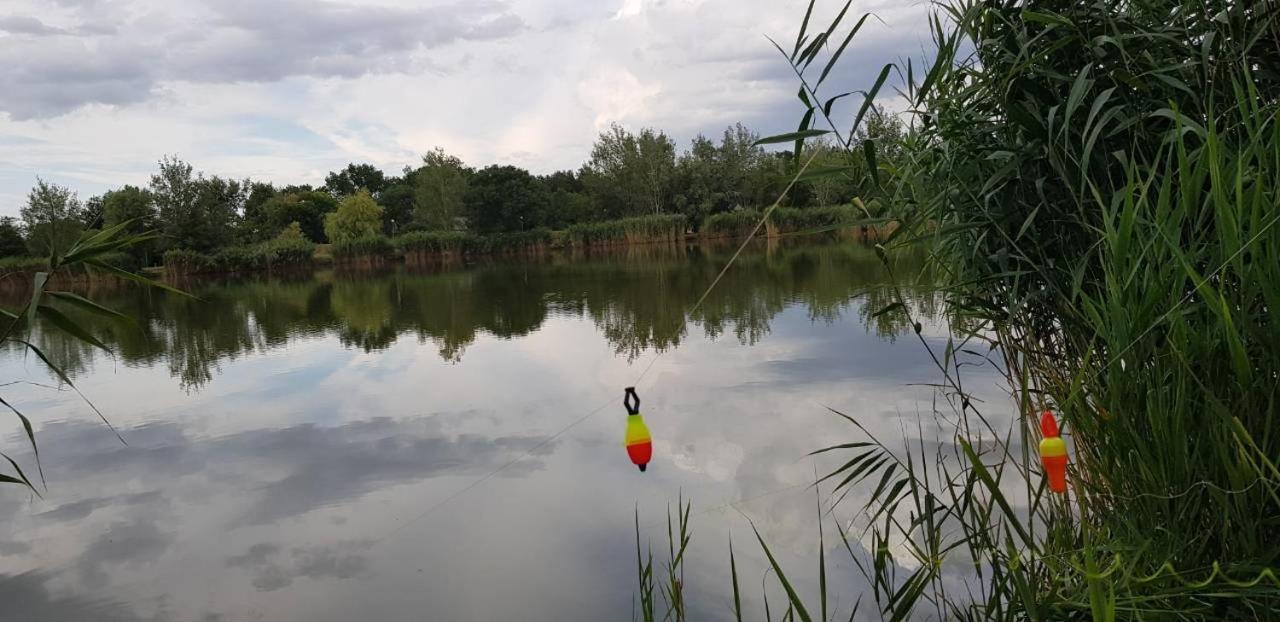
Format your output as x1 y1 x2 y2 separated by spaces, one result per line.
585 124 677 218
21 178 83 256
101 185 159 265
240 182 278 242
262 190 337 243
412 149 469 230
150 156 243 253
379 176 416 234
324 189 384 243
0 217 26 257
463 166 548 234
324 163 388 198
539 170 591 229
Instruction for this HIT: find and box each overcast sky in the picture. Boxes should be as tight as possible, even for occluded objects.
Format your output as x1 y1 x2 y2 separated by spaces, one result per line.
0 0 930 217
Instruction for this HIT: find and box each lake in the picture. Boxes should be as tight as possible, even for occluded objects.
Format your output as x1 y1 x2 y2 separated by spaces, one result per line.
0 239 1007 621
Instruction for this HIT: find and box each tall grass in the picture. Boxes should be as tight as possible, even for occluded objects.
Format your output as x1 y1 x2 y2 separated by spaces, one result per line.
702 206 864 239
164 237 316 275
564 214 686 247
702 210 764 239
765 0 1280 617
631 0 1280 618
331 235 396 262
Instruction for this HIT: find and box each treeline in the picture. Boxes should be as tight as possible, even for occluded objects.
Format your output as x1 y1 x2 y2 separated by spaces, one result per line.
1 116 902 271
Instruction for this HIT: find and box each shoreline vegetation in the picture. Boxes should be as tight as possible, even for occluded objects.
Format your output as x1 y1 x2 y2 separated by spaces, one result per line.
5 117 901 282
162 208 893 276
631 0 1280 620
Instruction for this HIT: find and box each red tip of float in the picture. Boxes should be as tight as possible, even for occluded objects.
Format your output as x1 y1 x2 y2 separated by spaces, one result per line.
1039 410 1059 438
627 440 652 469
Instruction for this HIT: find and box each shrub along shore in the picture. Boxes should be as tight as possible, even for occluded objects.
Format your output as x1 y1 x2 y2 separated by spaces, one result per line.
160 208 881 275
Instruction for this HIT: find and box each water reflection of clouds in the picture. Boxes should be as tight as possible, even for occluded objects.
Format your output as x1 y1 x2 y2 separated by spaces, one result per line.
0 245 1009 620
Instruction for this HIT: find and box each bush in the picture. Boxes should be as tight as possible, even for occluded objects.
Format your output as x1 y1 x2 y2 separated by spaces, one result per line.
563 214 685 246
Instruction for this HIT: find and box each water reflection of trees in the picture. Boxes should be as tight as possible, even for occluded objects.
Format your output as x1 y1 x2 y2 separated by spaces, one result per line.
8 241 935 391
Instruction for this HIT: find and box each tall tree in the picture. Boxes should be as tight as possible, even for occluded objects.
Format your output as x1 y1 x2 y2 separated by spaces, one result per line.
101 185 159 265
379 175 416 234
412 149 469 230
585 124 676 218
240 182 278 242
539 170 591 229
464 165 548 234
21 178 83 256
149 156 242 253
324 190 384 243
324 163 388 198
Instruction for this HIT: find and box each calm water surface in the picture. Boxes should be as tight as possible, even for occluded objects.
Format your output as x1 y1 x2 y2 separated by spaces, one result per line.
0 240 1005 621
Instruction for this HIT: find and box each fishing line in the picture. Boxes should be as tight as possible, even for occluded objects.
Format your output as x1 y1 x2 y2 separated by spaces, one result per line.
370 150 825 546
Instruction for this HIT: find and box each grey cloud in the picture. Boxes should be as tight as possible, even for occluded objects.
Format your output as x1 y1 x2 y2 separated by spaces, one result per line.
78 520 173 588
11 414 554 527
226 541 370 592
0 571 147 622
35 490 162 523
0 37 155 119
0 0 526 119
0 540 32 556
226 542 280 568
0 16 67 35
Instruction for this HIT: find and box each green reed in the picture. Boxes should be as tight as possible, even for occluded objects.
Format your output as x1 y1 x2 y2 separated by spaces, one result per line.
564 214 687 247
634 0 1280 618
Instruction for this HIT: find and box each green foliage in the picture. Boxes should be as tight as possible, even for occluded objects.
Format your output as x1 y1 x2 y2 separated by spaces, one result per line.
701 210 762 239
563 214 685 246
210 246 266 273
758 0 1280 617
262 191 337 243
239 181 279 242
22 178 84 257
465 229 551 254
324 190 384 244
463 165 549 234
163 249 216 274
393 230 473 255
0 217 27 258
261 236 316 267
324 163 387 198
378 179 416 235
100 185 158 266
673 124 784 225
331 234 395 260
585 124 677 218
769 206 860 234
411 148 470 231
165 228 316 274
0 256 49 272
150 156 244 253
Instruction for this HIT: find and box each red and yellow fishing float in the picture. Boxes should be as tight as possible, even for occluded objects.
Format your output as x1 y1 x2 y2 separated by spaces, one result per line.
1039 411 1068 494
623 387 652 472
